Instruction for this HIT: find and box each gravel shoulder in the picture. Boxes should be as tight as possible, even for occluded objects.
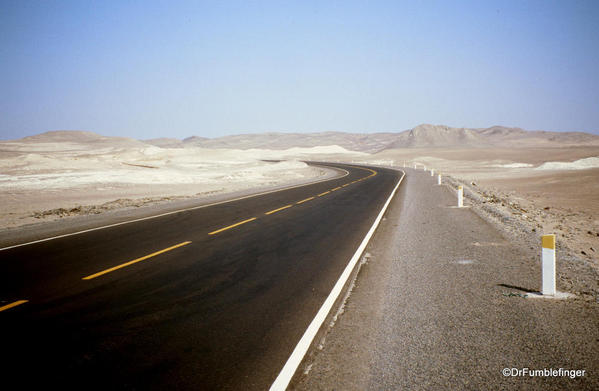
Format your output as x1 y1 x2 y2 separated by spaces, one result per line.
293 168 599 390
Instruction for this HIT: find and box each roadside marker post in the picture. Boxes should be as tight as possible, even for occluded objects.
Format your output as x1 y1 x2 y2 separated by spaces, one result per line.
457 186 463 207
430 169 434 176
541 234 556 295
437 174 442 185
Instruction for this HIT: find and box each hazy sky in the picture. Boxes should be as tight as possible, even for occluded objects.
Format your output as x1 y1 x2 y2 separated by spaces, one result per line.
2 0 598 140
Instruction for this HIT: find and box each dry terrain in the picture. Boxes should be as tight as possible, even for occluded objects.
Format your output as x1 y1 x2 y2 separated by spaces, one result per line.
0 131 364 229
148 123 599 152
2 126 598 282
346 145 599 300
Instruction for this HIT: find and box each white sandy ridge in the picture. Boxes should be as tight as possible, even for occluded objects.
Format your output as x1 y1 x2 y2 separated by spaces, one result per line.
0 143 361 190
535 157 599 170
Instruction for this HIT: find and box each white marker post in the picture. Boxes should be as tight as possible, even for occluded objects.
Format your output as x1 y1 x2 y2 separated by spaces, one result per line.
437 174 442 185
430 169 434 176
457 186 463 207
541 234 556 295
414 164 417 169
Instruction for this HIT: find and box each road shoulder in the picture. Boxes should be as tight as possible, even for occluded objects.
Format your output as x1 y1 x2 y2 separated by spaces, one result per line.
294 168 599 390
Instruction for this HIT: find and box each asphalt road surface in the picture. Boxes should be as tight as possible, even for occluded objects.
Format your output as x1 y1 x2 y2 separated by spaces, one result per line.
0 162 402 390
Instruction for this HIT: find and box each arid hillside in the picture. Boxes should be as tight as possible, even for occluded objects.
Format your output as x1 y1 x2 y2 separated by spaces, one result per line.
141 124 599 152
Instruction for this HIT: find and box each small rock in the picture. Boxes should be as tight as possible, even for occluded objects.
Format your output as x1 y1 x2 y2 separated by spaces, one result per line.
544 207 550 210
591 247 595 252
581 251 587 256
588 231 593 235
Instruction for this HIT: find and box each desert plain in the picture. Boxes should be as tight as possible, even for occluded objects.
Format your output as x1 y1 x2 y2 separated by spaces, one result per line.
1 125 598 290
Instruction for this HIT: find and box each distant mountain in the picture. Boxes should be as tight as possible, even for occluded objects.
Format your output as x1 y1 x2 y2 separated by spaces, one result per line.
180 131 398 153
144 137 185 148
182 136 209 144
477 125 527 138
7 126 599 153
178 125 599 152
19 130 113 143
8 130 147 149
385 124 488 148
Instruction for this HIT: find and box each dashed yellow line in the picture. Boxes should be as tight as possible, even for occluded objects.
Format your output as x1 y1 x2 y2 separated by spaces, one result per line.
209 217 257 235
205 167 378 239
265 205 293 215
0 300 28 312
364 168 377 176
82 241 192 280
296 197 315 204
0 168 381 307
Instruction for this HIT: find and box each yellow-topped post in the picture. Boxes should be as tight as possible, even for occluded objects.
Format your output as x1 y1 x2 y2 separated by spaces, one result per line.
541 234 556 295
457 186 464 207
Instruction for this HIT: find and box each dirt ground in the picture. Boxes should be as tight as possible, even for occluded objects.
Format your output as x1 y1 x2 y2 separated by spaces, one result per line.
359 146 599 279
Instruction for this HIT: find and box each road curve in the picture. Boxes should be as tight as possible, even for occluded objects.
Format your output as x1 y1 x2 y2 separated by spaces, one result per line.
0 162 403 390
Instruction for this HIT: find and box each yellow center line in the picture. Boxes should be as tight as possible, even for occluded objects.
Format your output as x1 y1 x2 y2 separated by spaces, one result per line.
82 241 192 280
331 186 342 191
208 217 257 235
0 300 28 312
342 183 350 187
318 191 330 197
265 204 293 215
296 196 315 204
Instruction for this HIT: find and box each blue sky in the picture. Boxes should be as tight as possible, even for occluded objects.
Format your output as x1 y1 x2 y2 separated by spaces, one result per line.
1 0 598 139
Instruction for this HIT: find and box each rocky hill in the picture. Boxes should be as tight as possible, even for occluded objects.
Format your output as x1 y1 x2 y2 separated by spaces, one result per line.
3 130 147 151
178 125 599 152
7 125 599 153
179 132 397 153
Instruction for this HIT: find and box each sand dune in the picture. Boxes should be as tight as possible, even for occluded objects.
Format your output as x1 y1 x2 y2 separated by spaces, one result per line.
1 132 366 228
150 124 599 152
535 157 599 170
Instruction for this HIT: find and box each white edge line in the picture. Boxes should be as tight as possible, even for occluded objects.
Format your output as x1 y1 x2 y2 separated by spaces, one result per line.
0 165 349 252
269 168 406 391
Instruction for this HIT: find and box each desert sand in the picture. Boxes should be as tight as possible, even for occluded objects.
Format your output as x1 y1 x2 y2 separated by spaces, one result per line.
344 145 599 300
2 128 598 290
0 131 365 229
359 146 599 261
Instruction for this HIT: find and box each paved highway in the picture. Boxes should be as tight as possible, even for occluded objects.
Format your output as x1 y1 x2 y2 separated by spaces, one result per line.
0 162 403 390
